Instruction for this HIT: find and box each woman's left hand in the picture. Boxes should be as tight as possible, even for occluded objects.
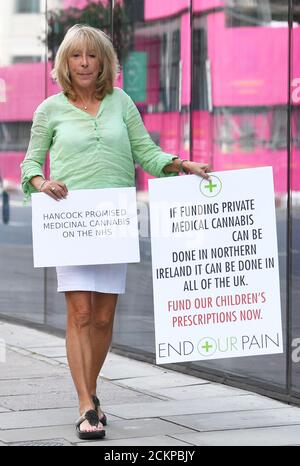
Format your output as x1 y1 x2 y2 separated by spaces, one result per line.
182 161 211 179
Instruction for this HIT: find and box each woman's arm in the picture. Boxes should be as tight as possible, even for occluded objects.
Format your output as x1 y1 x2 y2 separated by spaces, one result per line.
124 92 210 179
163 157 210 179
124 95 178 177
30 175 68 200
20 109 52 199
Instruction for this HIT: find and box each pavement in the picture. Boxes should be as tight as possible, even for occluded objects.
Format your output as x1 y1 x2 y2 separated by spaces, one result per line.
1 320 300 447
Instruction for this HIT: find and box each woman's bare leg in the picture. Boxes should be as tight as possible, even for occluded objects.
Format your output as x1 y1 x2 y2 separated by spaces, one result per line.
65 291 103 432
89 292 118 412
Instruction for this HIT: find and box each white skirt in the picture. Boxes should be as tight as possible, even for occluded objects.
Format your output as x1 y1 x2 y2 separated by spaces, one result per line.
56 263 127 294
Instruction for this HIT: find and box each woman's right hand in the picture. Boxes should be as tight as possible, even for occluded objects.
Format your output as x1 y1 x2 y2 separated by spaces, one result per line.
39 179 68 201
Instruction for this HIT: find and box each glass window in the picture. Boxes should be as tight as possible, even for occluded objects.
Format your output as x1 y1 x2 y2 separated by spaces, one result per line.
192 0 289 389
269 107 288 150
0 122 31 151
291 0 300 397
226 0 288 27
45 0 113 330
292 107 300 148
12 55 42 64
124 0 144 22
0 0 46 324
15 0 40 14
113 0 191 354
214 109 271 154
160 29 180 111
192 26 208 110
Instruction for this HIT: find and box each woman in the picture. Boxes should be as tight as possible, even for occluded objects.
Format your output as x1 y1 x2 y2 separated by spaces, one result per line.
21 24 210 440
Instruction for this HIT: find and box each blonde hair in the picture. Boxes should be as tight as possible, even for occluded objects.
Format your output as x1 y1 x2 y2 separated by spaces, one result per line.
51 24 119 101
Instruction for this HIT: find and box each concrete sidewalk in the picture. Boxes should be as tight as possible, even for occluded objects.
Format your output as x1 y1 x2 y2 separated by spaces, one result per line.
1 320 300 446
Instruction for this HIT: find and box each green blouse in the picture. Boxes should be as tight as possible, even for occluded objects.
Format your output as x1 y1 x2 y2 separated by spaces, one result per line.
21 87 177 200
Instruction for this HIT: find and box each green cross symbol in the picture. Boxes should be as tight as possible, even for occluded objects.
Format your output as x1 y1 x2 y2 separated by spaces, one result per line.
202 341 214 353
205 180 217 193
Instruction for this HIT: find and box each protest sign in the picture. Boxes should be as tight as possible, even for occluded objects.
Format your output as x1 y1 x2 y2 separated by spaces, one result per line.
149 167 282 364
32 187 140 267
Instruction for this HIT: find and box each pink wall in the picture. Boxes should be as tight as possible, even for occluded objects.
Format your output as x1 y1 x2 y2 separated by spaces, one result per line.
213 148 290 194
193 109 300 194
0 62 59 121
66 0 225 17
0 61 122 121
145 0 189 20
136 109 298 194
181 13 191 106
0 152 25 184
193 0 225 12
192 111 212 164
134 13 190 107
144 0 225 18
0 60 122 186
134 36 160 105
137 112 182 190
207 12 292 106
63 0 109 8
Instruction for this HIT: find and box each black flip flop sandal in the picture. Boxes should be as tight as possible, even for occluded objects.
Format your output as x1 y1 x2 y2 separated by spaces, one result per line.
76 409 106 440
92 395 107 426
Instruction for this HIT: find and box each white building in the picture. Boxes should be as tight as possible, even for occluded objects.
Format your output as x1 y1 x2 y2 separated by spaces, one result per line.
0 0 62 67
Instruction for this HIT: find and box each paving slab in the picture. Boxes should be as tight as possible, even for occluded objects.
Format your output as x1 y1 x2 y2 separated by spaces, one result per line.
101 353 170 380
86 417 193 440
116 372 208 391
0 385 161 411
77 435 194 446
0 424 86 443
0 349 68 380
0 406 11 413
27 346 66 358
0 323 63 348
0 374 164 413
0 417 120 444
136 383 250 400
0 375 75 396
0 407 79 430
0 365 67 380
0 392 79 411
169 424 300 446
0 417 193 444
105 394 288 419
163 406 300 431
53 357 68 365
9 438 73 446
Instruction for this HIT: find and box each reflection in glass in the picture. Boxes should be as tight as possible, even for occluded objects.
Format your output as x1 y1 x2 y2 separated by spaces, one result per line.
114 0 191 352
45 0 114 330
0 0 46 322
15 0 41 14
291 0 300 395
191 0 289 387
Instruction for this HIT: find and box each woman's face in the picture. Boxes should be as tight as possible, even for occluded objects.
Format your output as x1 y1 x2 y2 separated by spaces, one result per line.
68 47 100 91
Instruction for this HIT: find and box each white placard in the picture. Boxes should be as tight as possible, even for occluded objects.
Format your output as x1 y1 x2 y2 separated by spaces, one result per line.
32 187 140 267
149 167 283 364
